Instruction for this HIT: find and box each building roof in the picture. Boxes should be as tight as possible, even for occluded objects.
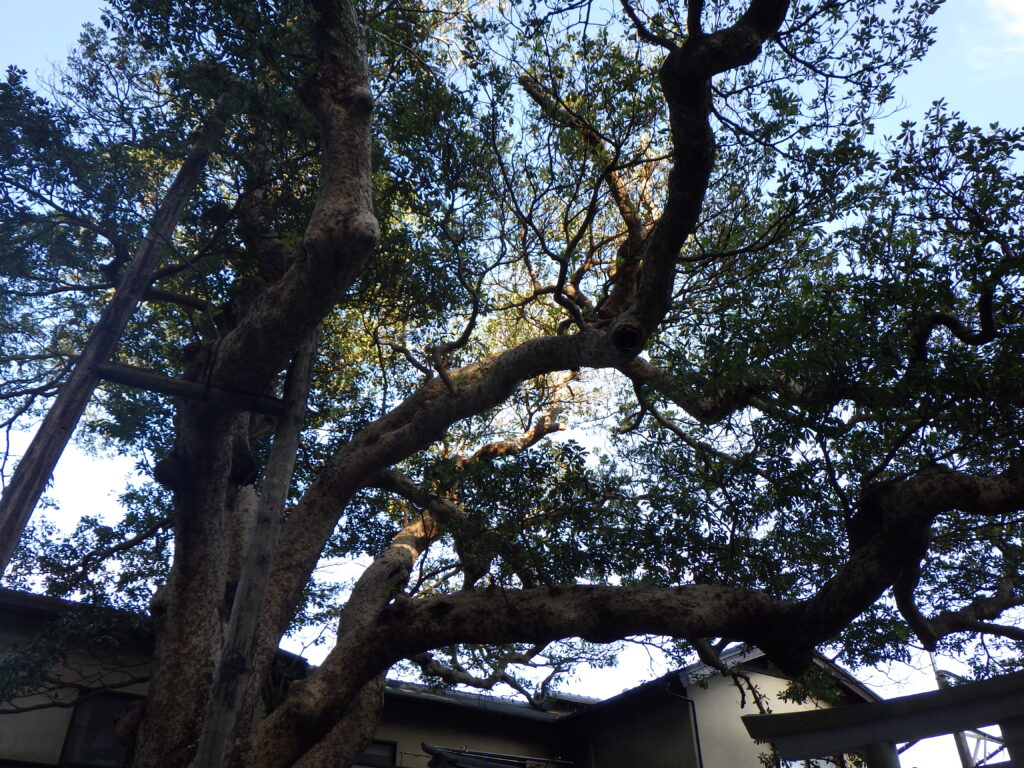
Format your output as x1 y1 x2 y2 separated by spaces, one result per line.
0 586 87 618
680 644 881 704
385 680 560 722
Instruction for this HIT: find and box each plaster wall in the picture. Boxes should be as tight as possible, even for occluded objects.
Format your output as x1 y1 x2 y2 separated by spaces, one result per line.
0 694 75 766
689 670 835 768
0 612 148 766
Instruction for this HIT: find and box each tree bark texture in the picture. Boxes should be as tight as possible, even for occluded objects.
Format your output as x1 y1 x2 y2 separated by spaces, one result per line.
190 330 318 768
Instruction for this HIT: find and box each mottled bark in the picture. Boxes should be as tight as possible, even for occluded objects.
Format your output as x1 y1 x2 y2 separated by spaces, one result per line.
191 331 317 768
134 0 379 763
204 1 807 764
135 406 238 768
235 455 1024 768
291 678 385 768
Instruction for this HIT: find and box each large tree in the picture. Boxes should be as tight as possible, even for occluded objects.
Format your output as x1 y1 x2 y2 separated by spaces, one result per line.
2 0 1023 766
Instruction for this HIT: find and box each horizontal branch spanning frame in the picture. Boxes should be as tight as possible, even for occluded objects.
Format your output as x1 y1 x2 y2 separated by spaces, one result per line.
96 362 284 416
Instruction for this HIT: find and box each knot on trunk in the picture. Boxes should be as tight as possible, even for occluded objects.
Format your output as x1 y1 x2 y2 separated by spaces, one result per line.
609 320 645 355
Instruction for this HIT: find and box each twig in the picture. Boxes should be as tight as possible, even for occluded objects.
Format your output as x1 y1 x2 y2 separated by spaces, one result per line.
619 0 678 49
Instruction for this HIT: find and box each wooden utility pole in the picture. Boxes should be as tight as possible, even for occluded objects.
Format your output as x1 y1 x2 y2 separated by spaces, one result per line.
0 100 229 577
189 329 318 768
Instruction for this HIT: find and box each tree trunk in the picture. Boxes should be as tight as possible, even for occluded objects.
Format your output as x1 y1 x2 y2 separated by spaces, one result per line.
191 330 318 768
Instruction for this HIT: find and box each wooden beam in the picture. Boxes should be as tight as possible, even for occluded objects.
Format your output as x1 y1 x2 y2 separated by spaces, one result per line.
743 670 1024 761
95 362 284 416
0 99 230 576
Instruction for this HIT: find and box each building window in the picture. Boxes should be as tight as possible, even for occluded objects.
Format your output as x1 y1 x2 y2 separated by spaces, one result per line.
353 739 397 767
60 692 139 767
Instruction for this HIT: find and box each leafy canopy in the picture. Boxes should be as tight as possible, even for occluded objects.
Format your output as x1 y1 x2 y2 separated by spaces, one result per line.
2 0 1023 699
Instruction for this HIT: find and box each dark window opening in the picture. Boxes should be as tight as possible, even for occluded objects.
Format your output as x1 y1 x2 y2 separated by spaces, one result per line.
60 692 140 768
353 739 397 767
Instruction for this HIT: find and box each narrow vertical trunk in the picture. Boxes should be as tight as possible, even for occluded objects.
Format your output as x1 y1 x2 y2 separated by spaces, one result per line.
191 330 318 768
0 100 230 575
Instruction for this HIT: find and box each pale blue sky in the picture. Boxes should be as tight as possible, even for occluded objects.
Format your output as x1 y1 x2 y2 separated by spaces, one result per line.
1 1 107 85
898 0 1024 128
2 1 1022 127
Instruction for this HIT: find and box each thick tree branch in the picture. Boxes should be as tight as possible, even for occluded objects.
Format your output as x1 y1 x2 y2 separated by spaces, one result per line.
622 355 919 434
368 469 469 528
264 329 626 643
621 0 790 341
96 361 285 416
368 467 540 590
926 578 1024 643
893 553 939 650
0 95 232 576
191 328 319 768
248 7 799 730
210 0 378 394
909 285 998 365
455 411 564 467
621 357 760 424
290 677 384 768
246 456 1024 768
242 582 796 768
136 13 378 762
692 637 729 673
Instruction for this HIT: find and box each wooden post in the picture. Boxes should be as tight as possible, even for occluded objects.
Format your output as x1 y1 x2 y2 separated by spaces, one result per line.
1000 715 1024 766
189 329 318 768
0 99 229 576
860 742 902 768
933 663 977 768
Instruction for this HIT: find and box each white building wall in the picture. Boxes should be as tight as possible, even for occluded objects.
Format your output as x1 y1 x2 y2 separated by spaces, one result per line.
0 697 75 765
689 670 834 768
